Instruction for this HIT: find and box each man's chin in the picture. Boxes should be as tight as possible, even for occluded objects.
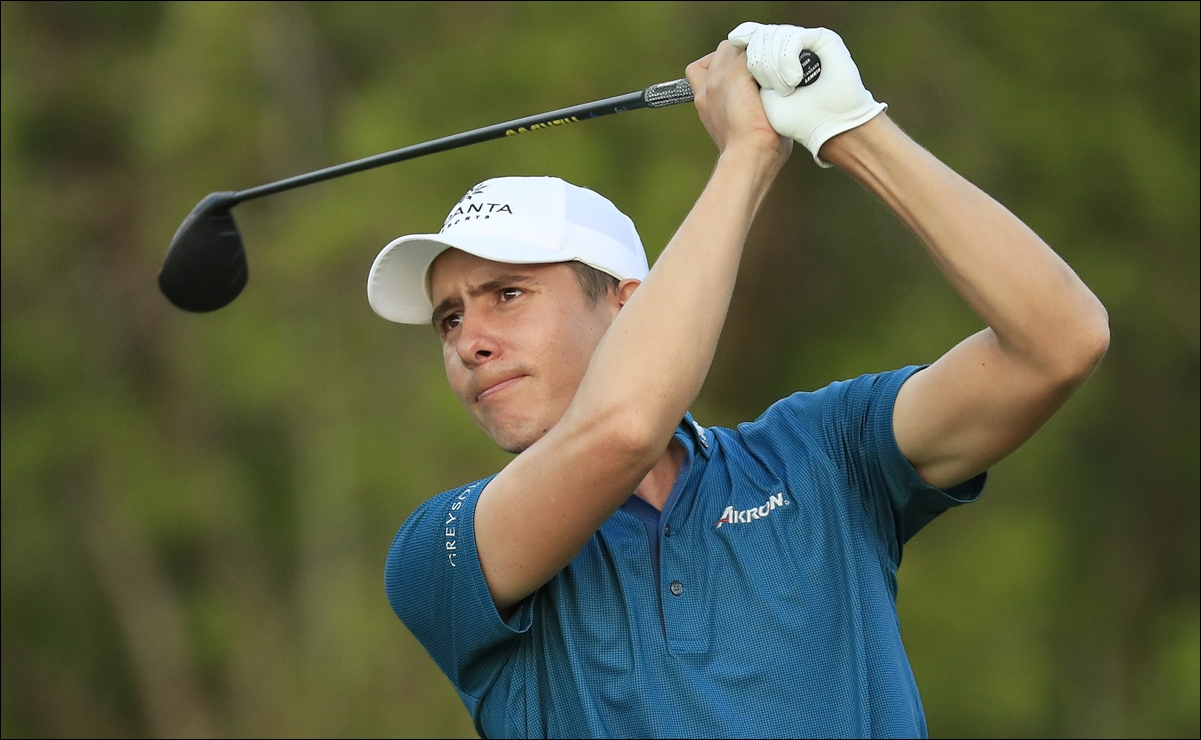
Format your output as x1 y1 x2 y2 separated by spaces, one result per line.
493 429 542 455
485 417 548 455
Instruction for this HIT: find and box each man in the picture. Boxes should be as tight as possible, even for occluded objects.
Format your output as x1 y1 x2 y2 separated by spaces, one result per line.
368 23 1109 739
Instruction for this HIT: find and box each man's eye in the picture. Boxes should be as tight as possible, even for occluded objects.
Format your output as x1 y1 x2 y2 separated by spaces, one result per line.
442 314 462 332
500 288 524 301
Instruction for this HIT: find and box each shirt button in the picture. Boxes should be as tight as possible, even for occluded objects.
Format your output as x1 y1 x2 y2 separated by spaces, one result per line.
663 524 674 537
669 580 684 596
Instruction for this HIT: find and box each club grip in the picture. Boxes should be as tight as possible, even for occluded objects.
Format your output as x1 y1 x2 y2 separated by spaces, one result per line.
642 79 694 108
796 49 821 86
642 50 821 109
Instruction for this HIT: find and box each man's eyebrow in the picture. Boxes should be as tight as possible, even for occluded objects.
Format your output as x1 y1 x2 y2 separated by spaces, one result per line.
430 274 537 327
469 274 537 297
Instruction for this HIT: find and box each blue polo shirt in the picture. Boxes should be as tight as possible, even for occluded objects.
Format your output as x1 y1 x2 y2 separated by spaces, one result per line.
386 366 985 738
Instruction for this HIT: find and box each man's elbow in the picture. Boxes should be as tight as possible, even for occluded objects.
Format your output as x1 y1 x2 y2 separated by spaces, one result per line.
1083 308 1111 368
571 402 672 467
607 410 676 463
1051 302 1110 386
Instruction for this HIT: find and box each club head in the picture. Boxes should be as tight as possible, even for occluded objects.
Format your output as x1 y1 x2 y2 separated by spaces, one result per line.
158 191 247 312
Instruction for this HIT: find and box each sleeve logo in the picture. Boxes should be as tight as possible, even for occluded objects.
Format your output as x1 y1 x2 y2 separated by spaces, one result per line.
444 487 473 567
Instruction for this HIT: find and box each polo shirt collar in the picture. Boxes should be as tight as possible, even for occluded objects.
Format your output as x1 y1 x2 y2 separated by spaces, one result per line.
680 411 713 460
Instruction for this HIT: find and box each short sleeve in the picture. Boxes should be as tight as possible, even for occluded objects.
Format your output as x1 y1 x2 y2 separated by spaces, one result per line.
748 366 985 562
385 477 532 701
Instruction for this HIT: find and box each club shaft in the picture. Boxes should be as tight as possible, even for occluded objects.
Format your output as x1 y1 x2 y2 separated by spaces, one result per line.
231 80 693 204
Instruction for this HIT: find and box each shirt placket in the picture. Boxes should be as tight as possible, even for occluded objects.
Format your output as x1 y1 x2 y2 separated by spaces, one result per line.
658 418 712 654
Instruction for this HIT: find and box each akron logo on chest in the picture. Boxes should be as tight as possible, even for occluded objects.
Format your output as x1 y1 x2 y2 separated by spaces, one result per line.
715 493 789 528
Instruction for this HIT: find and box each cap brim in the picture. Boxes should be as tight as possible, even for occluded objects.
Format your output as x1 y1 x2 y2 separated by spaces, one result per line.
367 233 577 324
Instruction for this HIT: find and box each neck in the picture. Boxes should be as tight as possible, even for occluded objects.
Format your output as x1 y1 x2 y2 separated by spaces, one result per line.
633 438 687 511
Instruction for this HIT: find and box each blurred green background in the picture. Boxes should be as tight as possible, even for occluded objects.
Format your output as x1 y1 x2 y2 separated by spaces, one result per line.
2 1 1197 737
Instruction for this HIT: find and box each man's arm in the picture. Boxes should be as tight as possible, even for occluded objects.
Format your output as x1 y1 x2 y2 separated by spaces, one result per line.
473 44 792 611
822 115 1110 490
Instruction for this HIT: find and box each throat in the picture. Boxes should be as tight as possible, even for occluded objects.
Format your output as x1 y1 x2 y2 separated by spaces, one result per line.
633 438 687 511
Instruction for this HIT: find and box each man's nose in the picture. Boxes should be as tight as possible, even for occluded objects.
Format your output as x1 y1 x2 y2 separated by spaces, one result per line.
455 310 501 368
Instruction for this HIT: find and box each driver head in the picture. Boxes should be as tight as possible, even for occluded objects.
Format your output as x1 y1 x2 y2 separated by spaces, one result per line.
159 192 246 312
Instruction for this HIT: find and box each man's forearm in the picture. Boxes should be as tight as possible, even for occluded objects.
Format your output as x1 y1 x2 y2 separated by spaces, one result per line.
472 43 789 611
823 114 1109 377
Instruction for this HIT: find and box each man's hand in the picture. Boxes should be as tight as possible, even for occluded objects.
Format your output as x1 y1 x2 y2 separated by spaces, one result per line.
686 41 792 164
728 22 886 166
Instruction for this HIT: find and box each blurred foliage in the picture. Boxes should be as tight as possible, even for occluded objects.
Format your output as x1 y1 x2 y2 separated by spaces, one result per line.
1 2 1197 737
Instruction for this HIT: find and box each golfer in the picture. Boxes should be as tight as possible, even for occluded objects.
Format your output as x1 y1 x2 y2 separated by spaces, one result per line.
369 23 1109 738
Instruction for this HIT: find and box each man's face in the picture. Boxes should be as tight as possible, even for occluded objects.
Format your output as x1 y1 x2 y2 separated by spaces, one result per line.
428 249 626 453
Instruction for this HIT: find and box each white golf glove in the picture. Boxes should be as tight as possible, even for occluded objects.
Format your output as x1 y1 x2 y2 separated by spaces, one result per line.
728 22 887 167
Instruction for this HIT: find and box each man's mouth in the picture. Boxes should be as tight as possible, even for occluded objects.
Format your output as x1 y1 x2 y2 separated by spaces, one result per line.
477 375 526 402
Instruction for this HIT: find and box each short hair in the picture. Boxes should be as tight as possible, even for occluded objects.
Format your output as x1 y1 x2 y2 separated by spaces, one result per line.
569 261 620 304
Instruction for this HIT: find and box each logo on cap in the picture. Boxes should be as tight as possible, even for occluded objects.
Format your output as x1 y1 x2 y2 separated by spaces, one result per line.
442 183 514 230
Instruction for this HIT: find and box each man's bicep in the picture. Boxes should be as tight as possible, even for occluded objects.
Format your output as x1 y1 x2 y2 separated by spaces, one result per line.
894 329 1081 489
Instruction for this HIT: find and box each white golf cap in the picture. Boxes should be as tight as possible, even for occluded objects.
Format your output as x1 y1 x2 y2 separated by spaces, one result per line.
367 176 649 324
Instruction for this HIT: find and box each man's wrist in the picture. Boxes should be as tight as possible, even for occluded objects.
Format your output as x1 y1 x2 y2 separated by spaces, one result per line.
817 113 904 175
715 137 788 197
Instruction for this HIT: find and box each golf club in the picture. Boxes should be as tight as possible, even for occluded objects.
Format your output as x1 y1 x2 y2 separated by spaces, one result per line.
158 50 821 313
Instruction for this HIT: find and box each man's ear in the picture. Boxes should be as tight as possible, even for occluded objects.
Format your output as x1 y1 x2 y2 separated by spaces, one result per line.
616 279 640 308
